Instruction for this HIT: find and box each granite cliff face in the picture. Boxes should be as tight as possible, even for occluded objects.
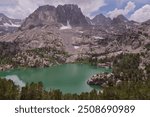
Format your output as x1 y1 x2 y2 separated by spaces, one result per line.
20 4 88 30
56 4 88 26
20 5 58 30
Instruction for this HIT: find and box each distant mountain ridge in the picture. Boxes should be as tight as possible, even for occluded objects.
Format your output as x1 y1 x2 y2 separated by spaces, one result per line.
19 4 150 31
91 14 111 26
0 13 21 26
0 13 22 35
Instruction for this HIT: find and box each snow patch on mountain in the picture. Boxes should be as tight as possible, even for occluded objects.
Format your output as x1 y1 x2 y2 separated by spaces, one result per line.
74 46 80 49
3 21 20 27
60 21 72 30
93 36 104 40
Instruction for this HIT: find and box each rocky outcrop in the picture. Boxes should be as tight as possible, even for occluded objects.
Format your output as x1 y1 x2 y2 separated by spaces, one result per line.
0 41 20 56
87 73 122 87
141 19 150 37
0 64 13 71
142 19 150 25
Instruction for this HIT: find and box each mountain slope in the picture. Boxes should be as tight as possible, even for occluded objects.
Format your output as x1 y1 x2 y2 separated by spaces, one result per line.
0 4 150 69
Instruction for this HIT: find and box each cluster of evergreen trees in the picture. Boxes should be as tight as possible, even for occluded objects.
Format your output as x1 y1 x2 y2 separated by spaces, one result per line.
112 53 145 82
0 78 149 100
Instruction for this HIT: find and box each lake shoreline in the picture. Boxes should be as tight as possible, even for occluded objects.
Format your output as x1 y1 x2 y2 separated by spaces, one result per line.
0 64 111 94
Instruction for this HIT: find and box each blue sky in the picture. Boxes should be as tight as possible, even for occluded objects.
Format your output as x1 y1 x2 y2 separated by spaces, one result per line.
0 0 149 22
94 0 150 22
96 0 149 16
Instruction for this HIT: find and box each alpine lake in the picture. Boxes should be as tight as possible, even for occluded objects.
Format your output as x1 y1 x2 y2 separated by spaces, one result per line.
0 64 111 94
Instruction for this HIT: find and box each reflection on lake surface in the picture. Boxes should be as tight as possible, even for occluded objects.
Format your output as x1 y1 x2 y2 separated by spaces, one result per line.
0 64 111 94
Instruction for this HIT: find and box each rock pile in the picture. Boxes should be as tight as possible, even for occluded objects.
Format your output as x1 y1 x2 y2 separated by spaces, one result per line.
87 73 122 87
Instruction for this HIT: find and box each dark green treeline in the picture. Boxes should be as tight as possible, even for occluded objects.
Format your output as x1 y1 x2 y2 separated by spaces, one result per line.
0 78 150 100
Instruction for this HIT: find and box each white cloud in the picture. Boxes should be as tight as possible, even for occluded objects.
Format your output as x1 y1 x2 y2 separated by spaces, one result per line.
0 0 38 19
116 0 149 4
0 0 105 19
130 4 150 22
107 1 136 19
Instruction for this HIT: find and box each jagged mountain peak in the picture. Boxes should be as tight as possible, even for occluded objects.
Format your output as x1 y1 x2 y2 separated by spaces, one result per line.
113 15 128 22
20 5 58 30
94 14 106 18
38 5 55 10
34 5 56 14
20 4 89 30
57 4 79 9
56 4 88 26
92 13 111 26
57 4 81 15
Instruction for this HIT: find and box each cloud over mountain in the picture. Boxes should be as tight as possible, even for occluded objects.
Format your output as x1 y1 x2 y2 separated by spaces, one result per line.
130 4 150 22
107 1 136 19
